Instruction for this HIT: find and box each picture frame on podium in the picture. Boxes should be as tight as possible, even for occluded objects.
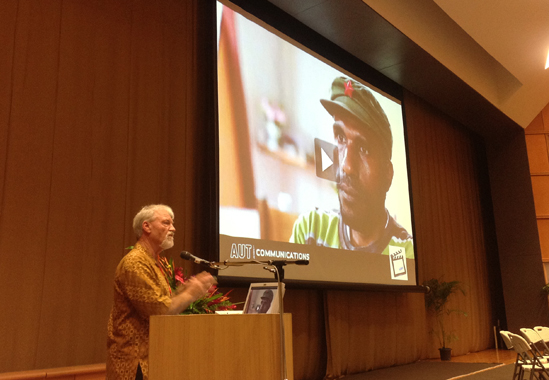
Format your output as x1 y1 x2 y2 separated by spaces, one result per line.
243 282 285 314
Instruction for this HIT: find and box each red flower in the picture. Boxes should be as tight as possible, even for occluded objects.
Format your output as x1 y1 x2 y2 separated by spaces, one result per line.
174 267 185 285
156 254 240 314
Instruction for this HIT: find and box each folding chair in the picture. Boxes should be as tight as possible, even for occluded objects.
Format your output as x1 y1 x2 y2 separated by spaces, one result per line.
501 330 525 380
535 327 549 346
509 332 549 380
521 328 549 358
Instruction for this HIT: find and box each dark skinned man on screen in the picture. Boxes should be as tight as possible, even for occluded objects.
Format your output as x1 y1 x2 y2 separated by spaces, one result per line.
290 77 413 259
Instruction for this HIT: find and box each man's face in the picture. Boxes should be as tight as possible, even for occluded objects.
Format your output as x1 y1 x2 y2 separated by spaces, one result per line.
334 115 393 230
259 297 272 313
145 209 176 250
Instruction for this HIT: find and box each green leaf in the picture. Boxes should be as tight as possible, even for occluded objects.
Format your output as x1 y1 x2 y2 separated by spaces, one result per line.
423 277 467 348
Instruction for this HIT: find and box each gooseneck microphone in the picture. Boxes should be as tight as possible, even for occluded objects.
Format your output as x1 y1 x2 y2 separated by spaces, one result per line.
180 251 212 268
269 259 309 266
180 251 310 270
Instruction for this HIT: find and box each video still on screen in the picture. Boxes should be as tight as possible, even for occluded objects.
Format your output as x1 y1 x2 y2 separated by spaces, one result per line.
217 1 416 287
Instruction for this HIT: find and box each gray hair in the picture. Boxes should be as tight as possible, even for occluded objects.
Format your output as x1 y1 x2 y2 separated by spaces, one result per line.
133 204 174 238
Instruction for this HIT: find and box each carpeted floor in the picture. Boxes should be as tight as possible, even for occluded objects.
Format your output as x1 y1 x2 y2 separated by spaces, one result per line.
342 362 514 380
456 363 514 380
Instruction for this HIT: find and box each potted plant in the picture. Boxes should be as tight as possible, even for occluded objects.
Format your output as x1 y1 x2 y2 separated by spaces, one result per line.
423 278 467 360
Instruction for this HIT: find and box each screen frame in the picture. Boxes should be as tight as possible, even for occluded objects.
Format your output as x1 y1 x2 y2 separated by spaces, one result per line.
213 0 422 292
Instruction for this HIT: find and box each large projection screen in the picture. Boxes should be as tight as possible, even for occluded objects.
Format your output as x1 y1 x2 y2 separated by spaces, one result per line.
217 0 417 287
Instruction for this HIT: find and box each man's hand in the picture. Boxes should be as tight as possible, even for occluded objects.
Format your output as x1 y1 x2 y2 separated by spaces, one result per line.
183 272 217 300
166 271 217 315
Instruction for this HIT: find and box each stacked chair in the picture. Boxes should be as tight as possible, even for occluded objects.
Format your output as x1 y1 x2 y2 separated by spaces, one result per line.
521 328 549 358
500 328 549 380
535 327 549 345
500 330 525 380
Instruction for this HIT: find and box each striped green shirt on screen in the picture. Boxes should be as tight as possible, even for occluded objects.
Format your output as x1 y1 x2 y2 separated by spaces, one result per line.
290 208 414 259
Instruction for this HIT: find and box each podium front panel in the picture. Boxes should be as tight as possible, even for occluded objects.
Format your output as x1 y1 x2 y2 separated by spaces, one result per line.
149 313 293 380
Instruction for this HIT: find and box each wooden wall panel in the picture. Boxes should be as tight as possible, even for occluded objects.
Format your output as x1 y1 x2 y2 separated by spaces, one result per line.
526 135 549 173
531 176 549 216
527 101 549 286
542 103 549 132
527 112 545 133
537 219 549 261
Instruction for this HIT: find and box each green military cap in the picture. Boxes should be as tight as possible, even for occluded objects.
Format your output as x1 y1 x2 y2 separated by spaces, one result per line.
320 76 393 159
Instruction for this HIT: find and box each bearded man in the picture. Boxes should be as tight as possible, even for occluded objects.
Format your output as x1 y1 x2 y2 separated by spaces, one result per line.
107 204 216 380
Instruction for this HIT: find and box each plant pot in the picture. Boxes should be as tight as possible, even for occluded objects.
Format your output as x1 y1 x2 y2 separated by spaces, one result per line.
439 347 452 361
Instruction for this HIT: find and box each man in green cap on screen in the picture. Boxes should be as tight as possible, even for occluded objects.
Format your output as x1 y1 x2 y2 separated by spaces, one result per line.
290 76 413 259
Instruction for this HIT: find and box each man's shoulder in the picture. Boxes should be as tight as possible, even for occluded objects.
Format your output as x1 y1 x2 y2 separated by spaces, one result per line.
291 208 341 248
385 216 414 258
293 207 341 233
297 208 340 223
117 245 153 273
387 215 413 241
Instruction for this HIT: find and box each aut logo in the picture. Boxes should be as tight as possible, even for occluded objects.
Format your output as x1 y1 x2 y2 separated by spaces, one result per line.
230 243 254 259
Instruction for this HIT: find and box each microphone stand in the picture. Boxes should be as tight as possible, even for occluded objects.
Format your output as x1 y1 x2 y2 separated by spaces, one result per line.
264 262 287 380
209 259 293 380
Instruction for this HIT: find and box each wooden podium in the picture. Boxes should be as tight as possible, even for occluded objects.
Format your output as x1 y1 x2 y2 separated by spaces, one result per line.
149 313 293 380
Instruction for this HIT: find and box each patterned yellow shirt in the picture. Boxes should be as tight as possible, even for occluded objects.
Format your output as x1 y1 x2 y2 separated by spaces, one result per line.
107 242 172 380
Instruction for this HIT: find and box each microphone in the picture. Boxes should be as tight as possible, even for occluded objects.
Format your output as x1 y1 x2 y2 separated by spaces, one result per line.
269 259 309 266
263 259 309 282
180 251 211 268
268 260 309 265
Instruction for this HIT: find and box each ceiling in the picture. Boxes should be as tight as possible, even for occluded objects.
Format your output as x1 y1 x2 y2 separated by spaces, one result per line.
367 0 549 128
266 0 549 129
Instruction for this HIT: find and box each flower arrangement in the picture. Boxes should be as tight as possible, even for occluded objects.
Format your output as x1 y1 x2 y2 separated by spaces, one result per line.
157 256 240 314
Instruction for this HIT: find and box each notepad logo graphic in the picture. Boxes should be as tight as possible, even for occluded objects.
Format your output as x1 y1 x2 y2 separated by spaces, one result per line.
389 246 408 280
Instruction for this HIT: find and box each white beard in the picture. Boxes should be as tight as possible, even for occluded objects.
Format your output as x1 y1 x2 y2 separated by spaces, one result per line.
160 235 174 250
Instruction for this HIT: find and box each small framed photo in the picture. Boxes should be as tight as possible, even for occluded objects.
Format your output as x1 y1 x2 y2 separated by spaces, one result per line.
243 283 285 314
